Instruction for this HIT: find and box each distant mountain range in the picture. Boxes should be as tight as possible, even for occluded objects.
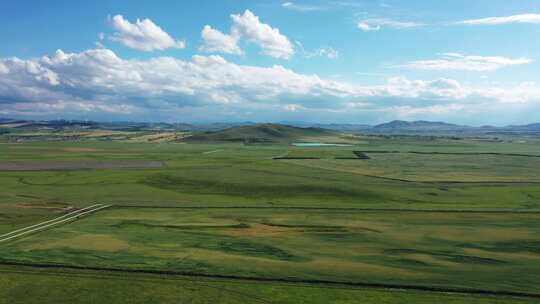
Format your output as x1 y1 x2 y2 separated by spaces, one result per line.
282 120 540 134
371 120 540 134
372 120 465 131
1 118 540 134
505 123 540 131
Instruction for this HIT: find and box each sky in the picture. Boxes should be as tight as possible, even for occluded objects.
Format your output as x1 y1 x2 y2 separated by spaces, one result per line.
1 0 540 125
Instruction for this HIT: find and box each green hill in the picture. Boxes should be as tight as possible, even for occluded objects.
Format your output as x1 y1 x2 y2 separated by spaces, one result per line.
183 123 337 143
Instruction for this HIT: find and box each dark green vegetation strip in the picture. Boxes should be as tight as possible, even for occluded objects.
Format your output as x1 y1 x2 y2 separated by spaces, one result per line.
383 249 506 265
143 172 369 198
282 172 536 185
112 205 540 214
352 151 370 159
0 261 538 299
0 267 275 304
272 157 320 159
113 220 250 230
338 173 540 184
2 266 532 304
363 151 540 158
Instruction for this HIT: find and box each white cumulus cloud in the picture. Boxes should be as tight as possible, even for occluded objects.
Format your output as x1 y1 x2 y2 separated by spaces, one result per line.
392 104 465 117
1 48 540 122
0 62 9 74
199 25 242 55
376 77 468 100
231 10 294 59
109 15 186 51
357 22 381 31
283 104 304 111
308 47 339 59
199 10 294 59
296 41 339 59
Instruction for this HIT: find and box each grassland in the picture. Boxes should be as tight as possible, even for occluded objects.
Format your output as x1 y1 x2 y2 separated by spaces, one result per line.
1 129 540 303
2 266 532 304
2 207 540 295
283 152 540 182
1 141 540 211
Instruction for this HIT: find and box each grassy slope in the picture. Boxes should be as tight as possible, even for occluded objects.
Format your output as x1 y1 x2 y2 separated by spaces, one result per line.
3 208 540 294
184 124 337 143
1 267 532 304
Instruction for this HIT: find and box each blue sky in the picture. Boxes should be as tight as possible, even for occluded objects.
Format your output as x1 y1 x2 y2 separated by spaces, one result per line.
1 0 540 125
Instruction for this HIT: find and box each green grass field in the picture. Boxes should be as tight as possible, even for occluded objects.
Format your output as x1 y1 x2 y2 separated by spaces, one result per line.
2 266 532 304
2 207 540 294
1 132 540 303
282 152 540 182
1 141 540 212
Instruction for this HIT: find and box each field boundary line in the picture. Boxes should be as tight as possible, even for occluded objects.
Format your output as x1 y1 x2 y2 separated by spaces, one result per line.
0 261 539 299
351 172 540 184
263 164 540 184
202 149 223 154
0 267 511 303
271 150 290 159
0 266 496 295
360 151 540 158
0 204 111 243
110 205 540 214
0 267 272 304
281 160 540 184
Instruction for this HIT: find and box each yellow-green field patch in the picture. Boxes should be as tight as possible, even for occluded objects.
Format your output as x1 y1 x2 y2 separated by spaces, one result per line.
2 207 540 294
25 234 130 252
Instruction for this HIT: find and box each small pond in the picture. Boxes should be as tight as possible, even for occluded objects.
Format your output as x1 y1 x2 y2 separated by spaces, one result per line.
292 142 353 147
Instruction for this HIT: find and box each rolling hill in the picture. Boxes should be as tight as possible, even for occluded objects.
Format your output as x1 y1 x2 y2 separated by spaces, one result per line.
183 123 337 143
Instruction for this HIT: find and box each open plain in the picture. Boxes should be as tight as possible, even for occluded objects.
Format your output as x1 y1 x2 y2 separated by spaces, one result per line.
1 125 540 303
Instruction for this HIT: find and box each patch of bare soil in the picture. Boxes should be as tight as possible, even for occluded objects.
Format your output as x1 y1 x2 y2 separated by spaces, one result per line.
62 148 103 152
15 203 72 211
0 160 163 171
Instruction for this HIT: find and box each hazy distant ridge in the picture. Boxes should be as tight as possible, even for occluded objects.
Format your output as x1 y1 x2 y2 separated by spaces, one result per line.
1 118 540 133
